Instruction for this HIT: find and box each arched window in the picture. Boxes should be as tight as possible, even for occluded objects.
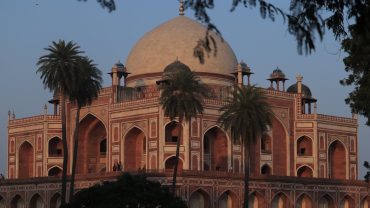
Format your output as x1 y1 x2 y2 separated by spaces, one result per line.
100 139 107 155
11 195 24 208
296 194 313 208
165 156 183 173
297 166 313 177
261 164 271 175
50 193 61 208
48 137 63 157
48 167 62 177
297 136 312 156
30 194 45 208
189 189 211 208
319 195 335 208
329 140 346 179
19 141 34 179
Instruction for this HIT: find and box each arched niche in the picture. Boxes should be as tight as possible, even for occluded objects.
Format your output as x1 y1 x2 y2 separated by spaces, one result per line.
329 140 346 179
165 121 183 145
19 141 34 178
165 156 183 173
249 192 265 208
272 192 290 208
76 114 107 174
297 166 313 177
48 166 62 176
203 126 228 171
0 195 5 208
48 137 63 157
123 127 146 171
261 164 272 175
361 196 370 208
296 194 313 208
189 189 211 208
30 194 44 208
49 193 61 208
319 194 335 208
218 190 238 208
11 195 24 208
340 195 355 208
297 136 313 156
271 116 288 176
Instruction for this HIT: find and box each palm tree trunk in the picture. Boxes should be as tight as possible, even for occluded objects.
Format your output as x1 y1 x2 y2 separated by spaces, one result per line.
172 118 183 195
243 137 250 208
69 106 80 203
60 94 69 206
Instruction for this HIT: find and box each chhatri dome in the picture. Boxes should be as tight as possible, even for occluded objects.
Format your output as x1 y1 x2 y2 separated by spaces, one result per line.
125 15 238 83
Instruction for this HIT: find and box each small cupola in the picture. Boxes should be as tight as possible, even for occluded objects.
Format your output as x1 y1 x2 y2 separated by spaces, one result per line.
267 67 288 91
231 60 253 86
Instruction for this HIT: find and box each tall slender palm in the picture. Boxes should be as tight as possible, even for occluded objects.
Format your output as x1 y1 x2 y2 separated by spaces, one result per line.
218 85 271 208
69 57 102 202
158 61 210 194
37 40 84 206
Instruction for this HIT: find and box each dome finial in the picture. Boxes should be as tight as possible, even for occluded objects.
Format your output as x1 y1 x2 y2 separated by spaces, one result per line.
179 0 185 16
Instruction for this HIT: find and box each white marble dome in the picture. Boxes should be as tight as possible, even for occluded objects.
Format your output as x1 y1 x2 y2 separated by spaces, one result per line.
125 16 238 79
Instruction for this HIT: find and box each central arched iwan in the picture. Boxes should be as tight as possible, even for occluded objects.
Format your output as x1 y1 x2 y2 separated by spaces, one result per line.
76 114 107 174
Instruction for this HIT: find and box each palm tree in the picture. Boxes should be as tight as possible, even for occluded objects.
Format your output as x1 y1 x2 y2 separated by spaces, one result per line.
158 61 210 194
218 85 271 208
69 57 102 202
37 40 84 206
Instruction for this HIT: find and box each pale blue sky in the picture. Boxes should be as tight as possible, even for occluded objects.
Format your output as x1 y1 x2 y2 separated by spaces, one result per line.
0 1 369 178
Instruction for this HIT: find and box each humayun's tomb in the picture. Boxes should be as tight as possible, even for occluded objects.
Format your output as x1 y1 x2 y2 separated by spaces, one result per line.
1 8 369 208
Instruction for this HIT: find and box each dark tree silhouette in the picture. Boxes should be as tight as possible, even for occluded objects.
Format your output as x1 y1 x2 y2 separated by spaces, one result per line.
70 173 187 208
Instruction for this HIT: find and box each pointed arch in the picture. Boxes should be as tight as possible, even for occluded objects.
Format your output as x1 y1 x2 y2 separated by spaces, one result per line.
49 193 61 208
122 127 147 171
319 194 335 208
218 190 239 208
203 126 229 171
0 195 5 208
164 155 184 172
297 136 313 156
361 196 370 208
48 137 63 157
189 189 211 208
270 114 289 176
249 191 265 208
18 141 34 178
76 114 107 174
48 166 62 176
297 165 313 177
328 140 347 179
296 193 313 208
30 194 45 208
261 164 272 175
340 195 355 208
11 195 24 208
272 192 290 208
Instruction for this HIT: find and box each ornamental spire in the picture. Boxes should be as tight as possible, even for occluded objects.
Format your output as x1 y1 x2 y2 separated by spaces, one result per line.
179 0 184 16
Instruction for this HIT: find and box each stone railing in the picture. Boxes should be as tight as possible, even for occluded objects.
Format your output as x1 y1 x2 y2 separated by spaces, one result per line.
1 170 368 187
9 114 61 125
317 114 357 125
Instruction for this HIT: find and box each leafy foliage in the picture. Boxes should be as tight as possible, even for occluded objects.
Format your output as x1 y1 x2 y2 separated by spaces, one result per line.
218 85 271 208
218 86 271 144
159 65 210 122
37 40 85 206
70 173 187 208
364 161 370 183
341 2 370 125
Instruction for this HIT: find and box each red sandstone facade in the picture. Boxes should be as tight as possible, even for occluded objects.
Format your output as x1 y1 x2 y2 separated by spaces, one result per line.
2 15 369 208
